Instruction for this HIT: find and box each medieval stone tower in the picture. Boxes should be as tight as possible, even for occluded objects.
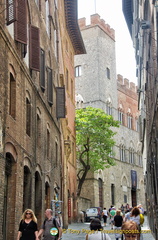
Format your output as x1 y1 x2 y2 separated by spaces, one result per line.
75 14 145 211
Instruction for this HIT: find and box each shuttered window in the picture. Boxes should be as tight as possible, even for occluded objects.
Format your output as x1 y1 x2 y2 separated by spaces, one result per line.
30 25 40 71
47 68 53 105
6 0 17 25
26 98 31 136
14 0 27 44
9 73 16 119
56 87 65 118
40 49 45 90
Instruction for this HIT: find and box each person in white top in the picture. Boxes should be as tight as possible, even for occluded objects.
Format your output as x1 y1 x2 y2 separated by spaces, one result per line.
85 218 111 240
102 208 108 226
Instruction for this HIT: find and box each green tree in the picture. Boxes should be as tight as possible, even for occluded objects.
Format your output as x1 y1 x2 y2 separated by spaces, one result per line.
75 107 119 197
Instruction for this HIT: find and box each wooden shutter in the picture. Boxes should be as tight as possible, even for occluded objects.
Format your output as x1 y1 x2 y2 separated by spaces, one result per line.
56 87 65 118
30 25 40 71
6 0 17 25
14 0 27 44
47 68 53 105
40 49 45 90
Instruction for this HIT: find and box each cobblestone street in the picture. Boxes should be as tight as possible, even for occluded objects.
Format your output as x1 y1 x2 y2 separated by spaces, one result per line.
62 216 155 240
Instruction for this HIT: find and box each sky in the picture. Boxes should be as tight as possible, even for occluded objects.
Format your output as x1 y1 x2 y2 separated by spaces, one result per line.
78 0 137 84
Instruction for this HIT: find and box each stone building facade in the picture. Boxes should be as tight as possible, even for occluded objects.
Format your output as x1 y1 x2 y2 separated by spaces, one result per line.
75 14 145 212
0 0 85 238
123 0 158 238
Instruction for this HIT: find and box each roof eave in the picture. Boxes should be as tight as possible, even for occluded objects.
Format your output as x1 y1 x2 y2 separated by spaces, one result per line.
64 0 86 55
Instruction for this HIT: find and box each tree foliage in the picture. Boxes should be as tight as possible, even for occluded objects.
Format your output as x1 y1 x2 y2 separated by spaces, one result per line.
75 107 119 197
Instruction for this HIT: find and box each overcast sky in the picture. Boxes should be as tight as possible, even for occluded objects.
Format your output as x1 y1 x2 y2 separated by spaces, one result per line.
78 0 137 84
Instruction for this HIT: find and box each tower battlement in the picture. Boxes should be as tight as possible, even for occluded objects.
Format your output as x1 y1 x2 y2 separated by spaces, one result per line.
117 74 137 94
78 14 115 40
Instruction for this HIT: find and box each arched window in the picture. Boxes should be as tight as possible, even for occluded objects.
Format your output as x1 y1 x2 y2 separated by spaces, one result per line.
47 124 50 159
135 118 139 132
137 151 142 166
106 97 112 116
26 93 31 136
9 72 16 119
129 148 135 164
127 108 133 129
37 108 41 147
75 65 82 77
120 144 126 161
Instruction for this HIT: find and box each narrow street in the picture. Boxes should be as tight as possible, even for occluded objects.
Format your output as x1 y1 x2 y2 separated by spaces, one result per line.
62 216 155 240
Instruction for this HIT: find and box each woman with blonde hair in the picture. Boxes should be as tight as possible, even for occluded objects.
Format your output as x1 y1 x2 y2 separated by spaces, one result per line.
17 209 38 240
121 220 139 240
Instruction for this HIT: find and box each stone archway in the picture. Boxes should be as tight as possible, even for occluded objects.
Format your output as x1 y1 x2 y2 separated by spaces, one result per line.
23 165 32 211
3 151 17 240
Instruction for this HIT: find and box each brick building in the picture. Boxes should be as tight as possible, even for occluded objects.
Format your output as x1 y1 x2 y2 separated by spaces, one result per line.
123 0 158 238
0 0 85 238
75 14 145 211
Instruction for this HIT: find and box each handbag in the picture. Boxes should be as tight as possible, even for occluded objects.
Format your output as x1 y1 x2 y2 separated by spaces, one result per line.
140 214 144 225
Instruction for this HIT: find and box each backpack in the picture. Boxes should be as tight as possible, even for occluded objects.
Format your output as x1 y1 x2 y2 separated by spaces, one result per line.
140 214 144 225
43 217 59 238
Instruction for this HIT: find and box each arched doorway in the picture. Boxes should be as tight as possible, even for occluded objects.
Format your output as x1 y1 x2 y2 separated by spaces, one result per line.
45 181 50 209
3 152 16 240
35 171 42 225
98 178 103 208
23 166 32 211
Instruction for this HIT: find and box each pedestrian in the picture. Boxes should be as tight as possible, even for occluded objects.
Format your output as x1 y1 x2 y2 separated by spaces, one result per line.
38 209 62 240
129 207 142 240
137 204 144 215
121 220 139 240
120 204 125 215
109 206 116 229
17 209 38 240
102 207 108 226
85 218 111 240
114 210 124 240
78 210 84 223
124 208 133 222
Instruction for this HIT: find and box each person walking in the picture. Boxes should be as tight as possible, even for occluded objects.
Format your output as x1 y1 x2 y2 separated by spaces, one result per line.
85 218 111 240
38 209 62 240
102 207 108 226
114 210 123 240
129 207 142 240
17 209 38 240
109 207 116 229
